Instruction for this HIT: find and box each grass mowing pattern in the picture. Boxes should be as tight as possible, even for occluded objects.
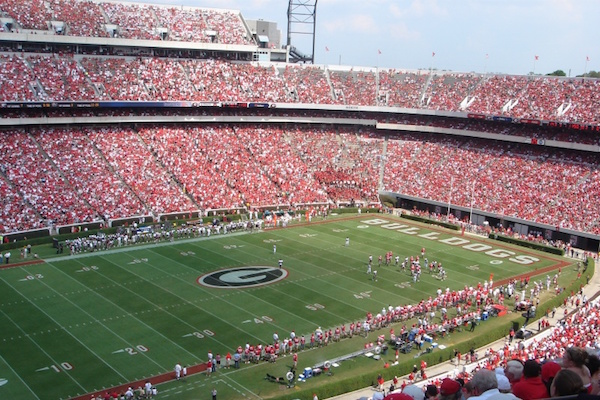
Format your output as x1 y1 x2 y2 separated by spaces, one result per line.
0 215 568 399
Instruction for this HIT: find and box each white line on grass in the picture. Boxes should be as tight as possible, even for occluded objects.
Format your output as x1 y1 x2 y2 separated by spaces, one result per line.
183 233 377 322
98 253 268 346
142 246 329 330
19 264 168 374
215 237 393 308
43 258 207 364
0 278 97 393
0 340 42 399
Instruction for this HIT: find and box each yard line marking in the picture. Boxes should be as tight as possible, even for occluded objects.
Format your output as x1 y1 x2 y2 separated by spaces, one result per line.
214 378 261 398
0 352 41 399
0 303 88 394
189 236 380 316
14 266 169 374
145 235 394 335
3 271 132 383
143 247 322 330
42 259 201 366
97 252 268 344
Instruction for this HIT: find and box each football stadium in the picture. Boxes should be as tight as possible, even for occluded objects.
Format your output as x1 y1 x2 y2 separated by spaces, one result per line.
0 1 598 400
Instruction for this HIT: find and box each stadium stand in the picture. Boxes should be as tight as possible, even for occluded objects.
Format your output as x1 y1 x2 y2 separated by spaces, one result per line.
422 73 482 111
0 0 598 239
383 133 600 234
0 51 598 125
27 54 100 101
0 129 98 228
0 0 51 31
0 3 599 400
328 68 378 106
0 117 598 234
379 70 428 108
88 126 196 215
0 54 38 101
50 0 108 37
0 0 253 44
33 127 147 221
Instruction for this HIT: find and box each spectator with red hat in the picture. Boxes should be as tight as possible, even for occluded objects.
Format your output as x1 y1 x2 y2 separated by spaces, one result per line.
512 360 549 400
541 361 562 393
384 393 417 400
439 378 462 400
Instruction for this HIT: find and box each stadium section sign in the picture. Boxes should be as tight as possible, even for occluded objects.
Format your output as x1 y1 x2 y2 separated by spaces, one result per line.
362 218 540 265
198 266 288 288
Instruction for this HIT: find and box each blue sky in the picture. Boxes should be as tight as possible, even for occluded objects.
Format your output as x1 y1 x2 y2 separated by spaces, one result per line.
132 0 599 76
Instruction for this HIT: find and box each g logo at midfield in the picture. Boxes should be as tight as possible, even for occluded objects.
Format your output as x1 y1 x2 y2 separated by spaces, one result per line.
198 266 288 289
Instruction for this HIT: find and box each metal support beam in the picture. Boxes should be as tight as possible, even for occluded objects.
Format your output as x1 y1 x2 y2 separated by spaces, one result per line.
287 0 317 63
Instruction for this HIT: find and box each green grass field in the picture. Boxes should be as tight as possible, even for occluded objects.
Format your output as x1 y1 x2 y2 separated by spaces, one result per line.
0 214 574 400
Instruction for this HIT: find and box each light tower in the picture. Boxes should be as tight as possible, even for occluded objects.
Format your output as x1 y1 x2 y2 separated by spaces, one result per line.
287 0 318 63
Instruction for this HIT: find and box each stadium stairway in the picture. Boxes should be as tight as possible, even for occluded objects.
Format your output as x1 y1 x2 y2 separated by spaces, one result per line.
326 257 600 400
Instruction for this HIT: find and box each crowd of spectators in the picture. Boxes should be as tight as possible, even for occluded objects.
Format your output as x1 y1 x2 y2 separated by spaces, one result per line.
381 292 600 400
87 126 195 215
32 126 147 221
0 54 38 101
153 6 209 43
79 57 150 101
0 129 99 228
26 54 100 101
183 59 243 102
0 124 598 234
383 133 600 234
102 2 160 40
0 0 50 30
422 73 481 111
50 0 108 38
0 51 599 124
379 70 429 109
329 69 378 106
0 0 253 45
0 50 599 234
138 125 241 210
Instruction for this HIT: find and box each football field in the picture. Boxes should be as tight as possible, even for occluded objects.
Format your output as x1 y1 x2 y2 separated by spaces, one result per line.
0 215 569 400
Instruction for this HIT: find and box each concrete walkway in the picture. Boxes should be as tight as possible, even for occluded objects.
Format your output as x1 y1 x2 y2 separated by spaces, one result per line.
328 259 599 400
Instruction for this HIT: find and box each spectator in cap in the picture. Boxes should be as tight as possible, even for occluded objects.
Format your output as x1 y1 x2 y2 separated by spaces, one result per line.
439 378 461 400
504 360 524 386
385 394 417 400
496 375 512 394
541 361 562 394
512 360 548 400
402 384 425 400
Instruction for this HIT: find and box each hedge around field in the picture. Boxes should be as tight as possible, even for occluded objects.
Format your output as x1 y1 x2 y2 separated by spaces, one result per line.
400 214 460 231
489 234 565 256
